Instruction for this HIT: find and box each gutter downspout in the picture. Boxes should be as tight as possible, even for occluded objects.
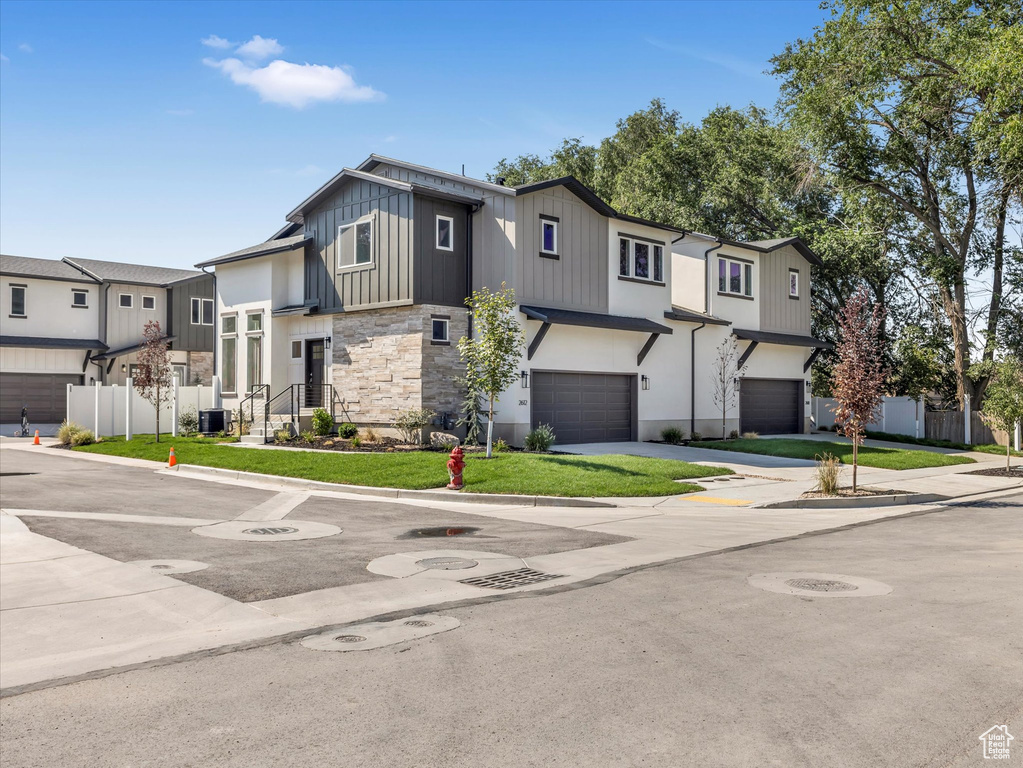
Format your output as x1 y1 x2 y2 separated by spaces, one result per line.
466 202 483 338
691 241 723 437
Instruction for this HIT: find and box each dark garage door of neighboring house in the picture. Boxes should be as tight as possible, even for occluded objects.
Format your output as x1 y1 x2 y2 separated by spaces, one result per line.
0 372 82 423
740 378 802 435
532 372 634 444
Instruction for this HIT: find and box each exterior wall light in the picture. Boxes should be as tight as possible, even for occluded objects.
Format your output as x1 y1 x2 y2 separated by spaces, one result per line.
325 337 331 349
641 375 650 390
520 371 529 388
121 363 127 373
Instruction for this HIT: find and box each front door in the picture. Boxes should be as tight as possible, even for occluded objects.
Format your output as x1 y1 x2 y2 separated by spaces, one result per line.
305 339 325 407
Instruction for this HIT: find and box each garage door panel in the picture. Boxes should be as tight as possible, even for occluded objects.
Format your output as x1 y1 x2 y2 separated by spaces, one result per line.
740 378 801 435
0 372 82 423
532 372 634 444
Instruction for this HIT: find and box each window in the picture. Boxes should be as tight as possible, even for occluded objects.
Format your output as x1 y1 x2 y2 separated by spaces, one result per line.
539 215 558 256
191 297 214 325
431 317 449 344
9 285 26 317
291 340 303 359
118 293 133 309
246 312 262 332
221 314 237 334
718 257 753 298
246 335 263 391
172 364 187 383
618 237 664 283
436 215 454 251
788 269 800 299
142 295 156 310
72 289 88 308
337 217 373 269
221 337 237 394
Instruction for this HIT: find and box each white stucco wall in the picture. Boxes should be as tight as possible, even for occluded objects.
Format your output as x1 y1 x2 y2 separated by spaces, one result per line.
1 276 101 340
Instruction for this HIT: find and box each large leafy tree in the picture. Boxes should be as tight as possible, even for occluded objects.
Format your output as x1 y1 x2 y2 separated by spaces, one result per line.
772 0 1023 409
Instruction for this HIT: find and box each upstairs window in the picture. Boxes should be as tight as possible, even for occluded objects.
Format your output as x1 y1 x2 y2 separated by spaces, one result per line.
718 257 753 298
788 268 800 299
142 295 156 310
118 293 133 309
72 289 88 308
618 237 664 283
539 215 558 257
337 217 373 269
246 311 262 333
436 215 454 251
9 285 26 317
191 297 214 325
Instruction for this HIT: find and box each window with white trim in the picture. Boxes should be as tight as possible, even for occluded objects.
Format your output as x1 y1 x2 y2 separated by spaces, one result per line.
337 217 373 269
9 285 26 317
191 297 214 325
118 293 133 309
539 217 558 256
431 318 449 343
788 268 800 299
436 215 454 251
245 311 263 392
718 257 753 298
221 314 237 394
618 237 664 283
291 340 302 359
72 289 88 308
142 295 156 310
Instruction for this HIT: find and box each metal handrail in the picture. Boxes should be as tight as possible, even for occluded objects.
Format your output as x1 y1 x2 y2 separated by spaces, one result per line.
238 384 269 428
255 383 351 441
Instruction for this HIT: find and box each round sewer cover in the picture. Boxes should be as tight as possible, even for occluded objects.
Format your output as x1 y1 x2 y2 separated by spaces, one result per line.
404 620 434 628
404 526 480 538
127 559 210 575
334 635 367 643
417 557 479 570
785 578 857 592
192 520 341 542
243 527 299 536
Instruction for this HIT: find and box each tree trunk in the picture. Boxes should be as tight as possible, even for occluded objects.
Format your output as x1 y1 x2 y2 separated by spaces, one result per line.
485 398 495 459
1008 442 1011 472
852 435 858 492
155 383 161 443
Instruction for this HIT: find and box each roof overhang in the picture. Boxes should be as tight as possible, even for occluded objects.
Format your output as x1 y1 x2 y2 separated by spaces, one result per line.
514 177 683 234
717 237 823 267
663 306 731 326
0 336 107 350
271 300 320 318
732 328 833 349
195 235 312 269
521 305 672 335
356 154 515 196
92 336 176 361
285 167 414 223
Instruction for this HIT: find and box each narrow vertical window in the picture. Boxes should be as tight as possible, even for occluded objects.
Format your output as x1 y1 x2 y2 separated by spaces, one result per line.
221 314 237 394
729 262 742 294
653 245 663 282
634 242 650 279
436 215 453 251
191 297 201 324
10 285 26 316
789 269 799 298
718 259 726 292
619 239 630 276
355 220 372 264
744 264 753 297
247 335 262 390
539 217 558 256
201 298 214 325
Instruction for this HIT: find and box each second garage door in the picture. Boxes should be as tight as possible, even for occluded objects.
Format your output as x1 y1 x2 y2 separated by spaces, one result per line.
0 372 82 423
532 372 634 444
739 378 802 435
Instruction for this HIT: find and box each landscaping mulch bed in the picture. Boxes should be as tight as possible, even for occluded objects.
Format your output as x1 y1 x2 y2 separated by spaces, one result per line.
800 487 909 499
961 466 1023 478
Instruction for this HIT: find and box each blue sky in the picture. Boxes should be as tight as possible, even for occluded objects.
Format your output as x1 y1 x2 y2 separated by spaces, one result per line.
0 0 829 268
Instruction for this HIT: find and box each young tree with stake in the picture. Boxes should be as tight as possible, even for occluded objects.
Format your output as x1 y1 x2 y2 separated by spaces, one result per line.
976 357 1023 471
133 320 173 443
457 284 525 458
710 337 747 439
831 287 889 491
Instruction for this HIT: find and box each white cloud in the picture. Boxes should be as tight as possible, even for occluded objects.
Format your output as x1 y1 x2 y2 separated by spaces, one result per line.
0 53 9 63
18 43 33 53
202 35 233 49
383 135 397 143
166 108 194 116
204 57 383 108
235 35 283 60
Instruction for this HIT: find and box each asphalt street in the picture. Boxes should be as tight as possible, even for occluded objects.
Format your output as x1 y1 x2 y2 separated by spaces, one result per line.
2 462 1019 767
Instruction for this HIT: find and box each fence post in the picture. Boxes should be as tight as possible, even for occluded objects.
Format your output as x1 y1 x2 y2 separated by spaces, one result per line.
1015 421 1021 452
171 377 179 438
126 377 133 441
110 384 117 437
94 380 101 438
915 398 922 439
963 400 972 445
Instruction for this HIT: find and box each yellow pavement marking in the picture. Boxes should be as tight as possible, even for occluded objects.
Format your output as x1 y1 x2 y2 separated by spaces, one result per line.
681 495 755 506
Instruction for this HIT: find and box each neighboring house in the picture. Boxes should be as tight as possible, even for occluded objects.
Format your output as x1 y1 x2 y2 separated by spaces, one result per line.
199 154 830 443
0 254 215 424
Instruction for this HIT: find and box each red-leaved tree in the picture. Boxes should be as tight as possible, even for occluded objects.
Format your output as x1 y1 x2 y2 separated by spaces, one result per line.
832 287 889 491
133 320 173 443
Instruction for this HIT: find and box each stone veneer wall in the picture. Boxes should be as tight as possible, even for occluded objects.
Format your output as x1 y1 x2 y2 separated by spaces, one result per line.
331 304 468 428
186 351 214 385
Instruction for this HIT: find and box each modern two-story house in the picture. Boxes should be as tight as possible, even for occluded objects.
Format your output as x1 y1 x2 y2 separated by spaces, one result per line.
0 254 215 424
198 155 830 444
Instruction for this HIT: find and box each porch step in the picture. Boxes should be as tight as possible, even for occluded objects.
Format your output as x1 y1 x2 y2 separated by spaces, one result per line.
239 434 267 445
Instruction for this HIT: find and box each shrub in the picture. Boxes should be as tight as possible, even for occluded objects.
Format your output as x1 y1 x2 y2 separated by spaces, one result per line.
365 426 379 442
394 408 436 444
351 435 362 448
274 428 292 443
741 431 760 439
178 406 199 436
814 453 842 495
661 426 685 445
691 431 703 441
728 429 739 439
57 420 84 445
493 438 510 453
337 422 359 439
300 430 315 443
70 429 95 447
311 408 334 436
524 423 556 452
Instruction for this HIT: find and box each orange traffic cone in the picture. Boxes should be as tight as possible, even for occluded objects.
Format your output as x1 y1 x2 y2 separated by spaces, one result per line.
33 430 40 445
168 447 177 468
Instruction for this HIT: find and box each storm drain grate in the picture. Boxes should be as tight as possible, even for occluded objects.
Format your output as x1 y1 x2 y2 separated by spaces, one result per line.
404 620 434 628
459 568 563 590
785 578 858 592
334 634 367 643
243 527 299 536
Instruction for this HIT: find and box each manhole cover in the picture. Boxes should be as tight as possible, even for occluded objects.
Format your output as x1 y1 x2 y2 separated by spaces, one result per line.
417 557 479 570
405 526 480 538
460 567 563 590
785 578 857 592
334 634 367 643
151 564 173 570
404 620 434 628
243 527 299 536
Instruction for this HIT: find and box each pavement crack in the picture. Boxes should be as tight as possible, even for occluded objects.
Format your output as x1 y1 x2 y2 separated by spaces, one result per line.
0 584 184 612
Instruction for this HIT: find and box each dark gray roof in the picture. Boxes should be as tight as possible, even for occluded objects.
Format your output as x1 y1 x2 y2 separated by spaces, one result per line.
92 336 176 361
732 328 833 349
521 305 672 335
0 335 106 350
0 255 99 283
271 300 319 317
514 177 683 234
62 257 202 286
717 237 823 267
663 307 731 326
195 234 312 269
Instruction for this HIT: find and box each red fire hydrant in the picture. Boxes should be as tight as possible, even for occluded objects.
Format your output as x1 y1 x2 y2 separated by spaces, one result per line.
447 446 465 490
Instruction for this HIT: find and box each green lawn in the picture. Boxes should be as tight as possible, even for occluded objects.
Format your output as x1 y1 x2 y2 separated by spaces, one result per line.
689 438 975 470
74 435 730 497
863 430 1022 457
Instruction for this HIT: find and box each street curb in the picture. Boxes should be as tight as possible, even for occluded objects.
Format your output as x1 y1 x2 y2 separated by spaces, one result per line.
757 492 950 509
170 464 618 508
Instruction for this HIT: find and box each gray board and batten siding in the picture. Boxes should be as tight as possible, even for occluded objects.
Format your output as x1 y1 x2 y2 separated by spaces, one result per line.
168 274 215 351
759 244 812 335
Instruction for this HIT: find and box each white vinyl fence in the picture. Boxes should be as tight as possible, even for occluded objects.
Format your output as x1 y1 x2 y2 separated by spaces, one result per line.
812 396 924 438
67 377 221 438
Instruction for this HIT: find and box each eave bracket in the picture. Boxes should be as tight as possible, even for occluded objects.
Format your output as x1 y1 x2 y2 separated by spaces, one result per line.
637 333 660 366
527 322 551 361
736 340 759 369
